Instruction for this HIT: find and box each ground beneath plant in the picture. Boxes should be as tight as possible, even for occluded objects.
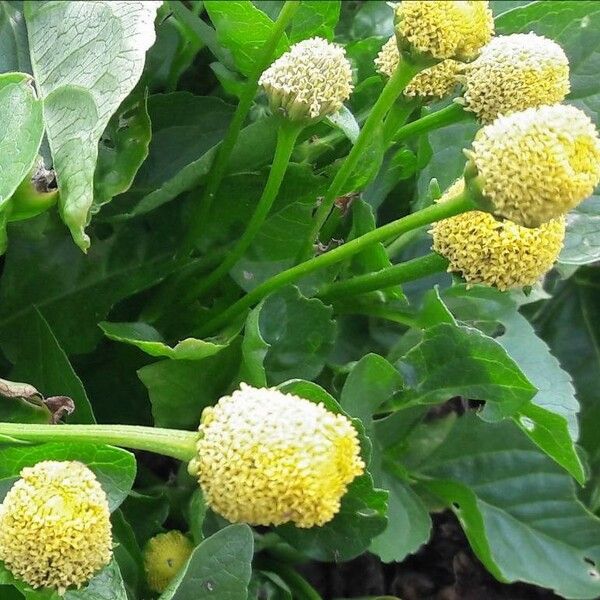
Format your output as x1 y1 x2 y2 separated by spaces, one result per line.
300 511 564 600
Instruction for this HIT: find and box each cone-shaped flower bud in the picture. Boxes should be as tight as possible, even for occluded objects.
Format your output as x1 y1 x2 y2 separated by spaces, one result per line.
188 384 364 528
468 104 600 227
461 33 570 123
0 461 112 594
395 1 494 61
259 37 353 122
143 531 194 593
375 37 461 100
431 180 565 290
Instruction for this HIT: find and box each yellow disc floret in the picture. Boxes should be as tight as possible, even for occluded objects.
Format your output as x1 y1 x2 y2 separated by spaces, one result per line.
395 1 494 61
431 180 565 290
0 461 112 594
461 33 570 123
188 384 364 528
470 104 600 227
375 37 461 100
143 531 194 593
259 37 353 122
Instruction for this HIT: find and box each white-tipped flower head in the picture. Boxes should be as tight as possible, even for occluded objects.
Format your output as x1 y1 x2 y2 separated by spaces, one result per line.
461 33 570 123
469 104 600 227
259 37 353 122
143 531 194 593
188 384 364 528
395 1 494 61
0 461 112 594
431 180 566 290
375 37 461 100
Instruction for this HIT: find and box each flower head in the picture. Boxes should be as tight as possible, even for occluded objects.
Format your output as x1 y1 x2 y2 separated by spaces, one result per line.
375 37 461 100
143 531 194 593
0 461 112 594
259 37 353 122
188 384 364 528
431 180 565 290
395 1 494 61
469 104 600 227
461 33 570 123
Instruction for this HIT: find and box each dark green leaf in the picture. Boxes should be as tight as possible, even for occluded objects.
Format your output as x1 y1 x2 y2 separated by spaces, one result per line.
290 1 340 42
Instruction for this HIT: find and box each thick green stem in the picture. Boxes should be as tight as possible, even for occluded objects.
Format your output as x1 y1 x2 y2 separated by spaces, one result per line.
0 423 198 462
394 102 472 143
319 252 448 302
179 120 302 303
297 58 422 261
178 0 300 258
197 189 474 336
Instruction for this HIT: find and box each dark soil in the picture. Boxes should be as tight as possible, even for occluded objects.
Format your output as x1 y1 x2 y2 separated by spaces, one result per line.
300 511 565 600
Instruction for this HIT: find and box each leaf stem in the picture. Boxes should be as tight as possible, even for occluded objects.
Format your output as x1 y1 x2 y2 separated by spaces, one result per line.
297 58 422 261
0 423 198 462
394 102 472 143
179 119 303 303
197 189 474 336
319 252 449 302
178 0 300 258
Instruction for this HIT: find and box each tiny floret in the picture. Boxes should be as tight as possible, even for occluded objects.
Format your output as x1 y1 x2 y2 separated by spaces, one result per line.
259 37 353 122
0 461 112 594
395 1 494 61
143 531 194 593
461 33 570 123
189 384 364 528
470 104 600 227
431 180 566 290
375 37 460 100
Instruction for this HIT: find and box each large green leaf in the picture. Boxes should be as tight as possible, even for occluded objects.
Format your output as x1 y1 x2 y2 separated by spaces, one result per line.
415 415 600 599
204 0 289 77
159 524 253 600
24 0 160 250
0 1 30 73
560 196 600 267
290 1 341 42
8 308 95 424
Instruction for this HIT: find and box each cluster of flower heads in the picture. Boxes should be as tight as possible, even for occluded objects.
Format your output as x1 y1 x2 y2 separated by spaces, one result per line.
431 180 566 290
0 461 112 594
144 531 194 593
189 383 364 528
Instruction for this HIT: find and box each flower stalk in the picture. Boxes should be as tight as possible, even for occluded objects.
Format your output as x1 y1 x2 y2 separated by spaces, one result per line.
393 102 473 143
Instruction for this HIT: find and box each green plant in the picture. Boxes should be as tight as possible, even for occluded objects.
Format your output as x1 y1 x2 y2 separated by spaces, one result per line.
1 1 600 599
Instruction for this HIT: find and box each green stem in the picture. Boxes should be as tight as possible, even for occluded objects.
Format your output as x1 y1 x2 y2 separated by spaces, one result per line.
297 58 422 261
0 423 198 462
333 302 419 328
383 99 418 146
197 189 474 336
178 0 300 258
385 226 426 260
179 120 302 303
394 102 472 143
319 252 448 302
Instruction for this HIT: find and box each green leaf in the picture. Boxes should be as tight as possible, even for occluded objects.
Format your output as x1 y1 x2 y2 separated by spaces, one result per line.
138 341 241 429
159 524 253 600
241 286 336 385
290 1 341 42
64 560 128 600
0 1 30 73
275 379 388 562
0 442 135 511
8 308 95 424
204 0 288 77
560 196 600 266
24 0 159 250
417 415 600 599
397 323 536 420
100 321 231 361
93 88 151 211
0 72 44 251
326 105 360 144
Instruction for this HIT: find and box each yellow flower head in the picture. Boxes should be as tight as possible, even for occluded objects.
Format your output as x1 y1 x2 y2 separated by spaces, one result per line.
461 33 570 123
469 104 600 227
395 1 494 61
188 383 364 528
0 461 112 594
259 37 353 122
431 180 566 290
375 37 461 100
143 531 194 593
